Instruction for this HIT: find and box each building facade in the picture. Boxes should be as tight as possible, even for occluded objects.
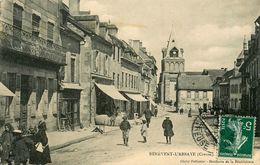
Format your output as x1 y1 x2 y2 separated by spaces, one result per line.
0 0 66 131
0 0 159 131
177 75 213 113
119 40 144 119
228 42 245 114
240 16 260 136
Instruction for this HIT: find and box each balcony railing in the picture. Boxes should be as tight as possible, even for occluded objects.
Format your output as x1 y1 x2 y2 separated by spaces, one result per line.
121 53 138 64
0 20 66 65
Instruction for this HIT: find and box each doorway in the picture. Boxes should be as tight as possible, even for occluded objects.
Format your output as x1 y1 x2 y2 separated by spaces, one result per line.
20 75 31 128
203 103 207 112
60 99 80 131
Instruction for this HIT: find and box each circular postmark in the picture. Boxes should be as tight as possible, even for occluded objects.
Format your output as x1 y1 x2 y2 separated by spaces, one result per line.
191 116 216 153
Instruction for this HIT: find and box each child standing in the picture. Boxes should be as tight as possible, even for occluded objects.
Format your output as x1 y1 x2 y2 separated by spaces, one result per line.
119 116 131 146
140 120 148 143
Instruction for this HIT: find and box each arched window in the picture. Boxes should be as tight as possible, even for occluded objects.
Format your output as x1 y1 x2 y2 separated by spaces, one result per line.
165 62 169 71
170 62 174 71
174 62 177 71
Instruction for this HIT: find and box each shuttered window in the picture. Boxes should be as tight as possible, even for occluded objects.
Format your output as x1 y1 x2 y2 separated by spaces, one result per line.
47 21 54 46
32 14 41 37
13 4 23 29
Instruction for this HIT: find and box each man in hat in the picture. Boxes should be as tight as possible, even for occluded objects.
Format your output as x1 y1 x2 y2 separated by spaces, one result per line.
143 107 153 128
119 116 131 146
162 116 174 144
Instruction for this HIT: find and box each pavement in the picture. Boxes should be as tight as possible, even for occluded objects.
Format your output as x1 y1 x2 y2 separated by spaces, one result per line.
51 109 200 165
49 104 260 153
49 105 168 151
48 126 119 151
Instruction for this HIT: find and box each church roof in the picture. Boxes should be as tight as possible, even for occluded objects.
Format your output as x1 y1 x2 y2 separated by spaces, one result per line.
163 27 183 58
177 75 213 90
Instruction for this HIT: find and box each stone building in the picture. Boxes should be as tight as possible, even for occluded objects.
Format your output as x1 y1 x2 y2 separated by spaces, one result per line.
228 40 246 114
129 40 157 114
158 33 185 106
68 0 129 125
59 2 91 130
119 40 145 119
0 0 66 131
240 16 260 136
177 75 213 113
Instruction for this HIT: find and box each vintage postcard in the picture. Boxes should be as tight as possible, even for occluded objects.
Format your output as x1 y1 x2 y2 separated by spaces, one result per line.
0 0 259 165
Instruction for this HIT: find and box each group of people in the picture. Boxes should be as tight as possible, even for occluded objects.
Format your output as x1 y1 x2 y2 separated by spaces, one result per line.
0 121 51 165
119 107 174 146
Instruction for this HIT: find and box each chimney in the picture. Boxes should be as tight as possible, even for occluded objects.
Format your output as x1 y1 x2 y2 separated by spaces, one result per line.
129 40 141 54
107 24 118 36
69 0 80 15
99 22 108 38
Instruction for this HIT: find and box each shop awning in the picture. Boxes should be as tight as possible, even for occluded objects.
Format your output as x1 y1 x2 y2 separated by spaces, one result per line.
0 82 15 97
95 83 128 101
60 82 84 90
124 93 148 102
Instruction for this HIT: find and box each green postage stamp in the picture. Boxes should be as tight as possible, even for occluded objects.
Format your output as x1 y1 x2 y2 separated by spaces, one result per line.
218 115 256 158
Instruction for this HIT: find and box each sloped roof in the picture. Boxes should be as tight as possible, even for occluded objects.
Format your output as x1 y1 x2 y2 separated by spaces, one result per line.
237 50 244 59
221 69 234 83
202 69 226 81
178 75 213 90
109 34 124 47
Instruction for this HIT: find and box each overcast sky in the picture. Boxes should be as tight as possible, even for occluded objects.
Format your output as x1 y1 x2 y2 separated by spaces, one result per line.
74 0 259 72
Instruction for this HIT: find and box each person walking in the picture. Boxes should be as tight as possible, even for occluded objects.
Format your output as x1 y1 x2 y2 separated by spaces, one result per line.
198 107 203 116
162 117 174 144
140 120 148 143
154 106 158 117
110 107 118 126
29 121 51 165
0 123 14 165
180 108 184 114
119 116 131 146
188 108 192 117
143 107 153 128
11 129 34 165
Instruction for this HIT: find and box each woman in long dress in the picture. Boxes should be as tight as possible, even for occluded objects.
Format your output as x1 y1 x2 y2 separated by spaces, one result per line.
29 121 51 165
162 117 174 144
1 123 14 165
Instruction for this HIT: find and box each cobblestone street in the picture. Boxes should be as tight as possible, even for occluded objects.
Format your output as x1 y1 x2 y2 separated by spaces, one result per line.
51 112 198 165
51 112 260 165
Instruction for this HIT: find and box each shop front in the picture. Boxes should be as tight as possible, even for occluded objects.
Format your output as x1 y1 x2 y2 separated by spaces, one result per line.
95 83 128 116
58 83 83 131
122 92 148 119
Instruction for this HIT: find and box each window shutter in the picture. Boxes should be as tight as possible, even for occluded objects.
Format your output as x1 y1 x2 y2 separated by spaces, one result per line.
28 76 33 91
53 79 57 91
1 72 7 85
16 74 21 90
32 77 36 91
